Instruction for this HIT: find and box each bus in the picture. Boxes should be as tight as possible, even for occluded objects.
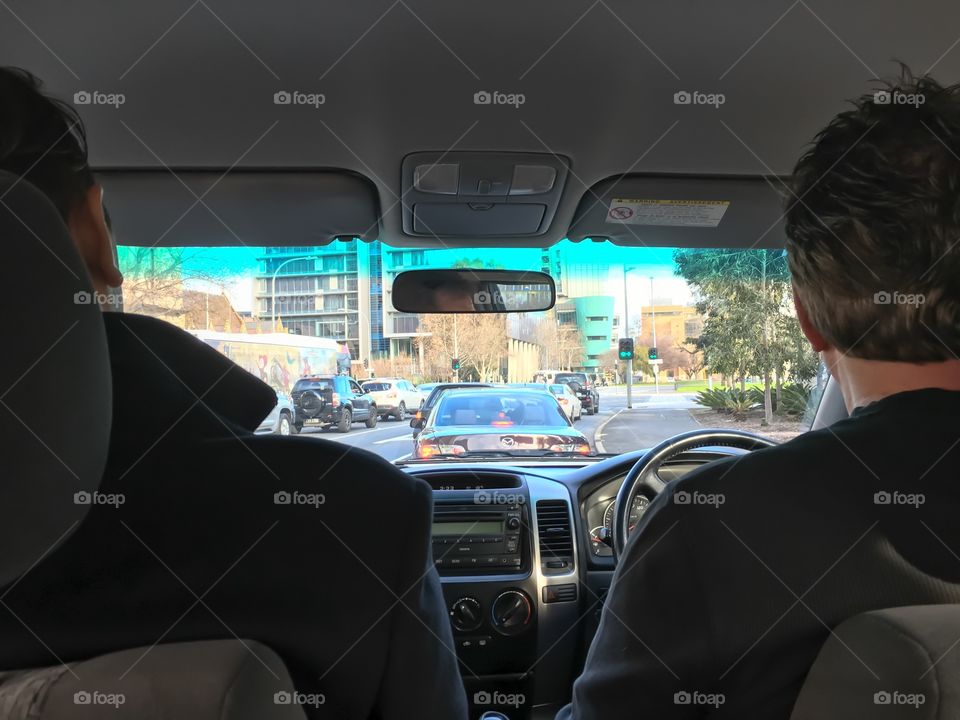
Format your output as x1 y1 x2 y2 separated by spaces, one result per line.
189 331 350 393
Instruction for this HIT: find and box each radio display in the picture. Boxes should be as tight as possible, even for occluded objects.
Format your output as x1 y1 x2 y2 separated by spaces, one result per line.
432 521 503 536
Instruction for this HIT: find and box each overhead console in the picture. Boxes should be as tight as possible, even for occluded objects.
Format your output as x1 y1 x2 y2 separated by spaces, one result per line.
567 174 788 248
401 152 569 238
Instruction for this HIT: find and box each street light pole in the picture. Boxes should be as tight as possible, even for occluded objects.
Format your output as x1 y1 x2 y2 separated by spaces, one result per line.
623 265 633 409
271 255 319 331
453 314 460 381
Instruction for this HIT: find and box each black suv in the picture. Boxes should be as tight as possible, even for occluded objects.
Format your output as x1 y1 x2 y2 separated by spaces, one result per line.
291 375 378 433
554 372 600 415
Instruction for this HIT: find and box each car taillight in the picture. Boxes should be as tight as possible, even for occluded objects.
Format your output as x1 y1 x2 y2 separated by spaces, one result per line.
559 398 569 405
417 441 464 458
331 392 340 407
417 444 440 458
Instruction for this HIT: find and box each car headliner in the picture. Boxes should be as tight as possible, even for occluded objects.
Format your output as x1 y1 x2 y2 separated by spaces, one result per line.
3 1 957 249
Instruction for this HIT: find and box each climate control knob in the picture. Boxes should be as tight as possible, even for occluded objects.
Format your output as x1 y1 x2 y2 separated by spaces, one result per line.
450 597 482 632
490 590 532 635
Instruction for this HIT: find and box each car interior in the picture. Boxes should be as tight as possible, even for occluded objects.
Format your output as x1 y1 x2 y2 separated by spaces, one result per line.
4 2 960 719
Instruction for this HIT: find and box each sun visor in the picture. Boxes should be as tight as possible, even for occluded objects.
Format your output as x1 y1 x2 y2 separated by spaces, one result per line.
567 176 788 248
98 171 380 247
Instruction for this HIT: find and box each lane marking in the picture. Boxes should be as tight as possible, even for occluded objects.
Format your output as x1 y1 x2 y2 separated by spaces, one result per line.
594 408 627 454
373 434 415 445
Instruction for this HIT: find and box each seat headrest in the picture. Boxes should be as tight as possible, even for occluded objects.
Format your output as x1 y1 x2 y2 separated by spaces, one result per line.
791 605 960 720
0 170 110 587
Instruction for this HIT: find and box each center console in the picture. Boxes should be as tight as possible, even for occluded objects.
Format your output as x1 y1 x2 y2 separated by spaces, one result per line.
418 470 582 720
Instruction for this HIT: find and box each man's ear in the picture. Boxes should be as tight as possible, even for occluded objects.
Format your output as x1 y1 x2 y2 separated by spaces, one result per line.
67 184 123 295
792 283 829 353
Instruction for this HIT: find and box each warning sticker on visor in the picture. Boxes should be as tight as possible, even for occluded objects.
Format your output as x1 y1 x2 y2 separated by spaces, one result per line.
606 199 729 227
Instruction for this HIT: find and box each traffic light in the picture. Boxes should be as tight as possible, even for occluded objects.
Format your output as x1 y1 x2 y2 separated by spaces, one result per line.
648 347 658 360
618 338 634 360
452 358 461 371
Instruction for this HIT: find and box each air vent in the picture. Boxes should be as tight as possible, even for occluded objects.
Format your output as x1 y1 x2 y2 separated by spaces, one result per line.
536 500 573 574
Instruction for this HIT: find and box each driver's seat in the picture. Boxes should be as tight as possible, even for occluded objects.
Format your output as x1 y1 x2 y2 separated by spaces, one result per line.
791 605 960 719
0 171 305 719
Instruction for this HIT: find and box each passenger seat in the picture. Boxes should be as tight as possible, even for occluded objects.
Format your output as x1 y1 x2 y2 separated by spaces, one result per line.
0 171 305 720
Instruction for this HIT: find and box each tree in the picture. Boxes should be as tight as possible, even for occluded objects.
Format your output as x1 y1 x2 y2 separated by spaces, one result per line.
676 339 705 379
532 308 587 370
461 313 507 381
118 247 231 325
416 313 507 381
674 249 795 424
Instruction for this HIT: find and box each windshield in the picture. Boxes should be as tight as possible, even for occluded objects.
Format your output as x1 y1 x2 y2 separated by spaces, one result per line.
554 373 588 385
118 240 824 463
362 382 392 392
432 392 569 428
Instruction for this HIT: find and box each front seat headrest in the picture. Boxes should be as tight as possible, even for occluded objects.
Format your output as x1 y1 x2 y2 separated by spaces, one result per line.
0 170 111 587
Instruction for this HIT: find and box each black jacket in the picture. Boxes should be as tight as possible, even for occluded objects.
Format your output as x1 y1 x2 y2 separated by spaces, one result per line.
0 313 467 720
561 388 960 719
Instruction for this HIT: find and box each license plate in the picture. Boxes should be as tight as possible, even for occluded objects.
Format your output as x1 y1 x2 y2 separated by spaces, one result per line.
305 419 321 425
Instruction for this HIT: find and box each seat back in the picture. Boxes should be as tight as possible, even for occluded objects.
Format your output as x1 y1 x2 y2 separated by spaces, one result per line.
0 171 111 587
0 640 308 720
0 172 305 719
791 605 960 719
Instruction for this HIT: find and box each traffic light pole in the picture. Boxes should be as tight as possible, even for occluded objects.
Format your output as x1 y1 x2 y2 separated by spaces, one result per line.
626 358 633 409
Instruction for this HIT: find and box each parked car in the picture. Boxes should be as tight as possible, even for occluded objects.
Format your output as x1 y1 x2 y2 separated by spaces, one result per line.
361 377 424 420
291 375 378 433
414 388 591 459
254 391 297 435
555 372 600 415
548 383 583 422
409 382 495 440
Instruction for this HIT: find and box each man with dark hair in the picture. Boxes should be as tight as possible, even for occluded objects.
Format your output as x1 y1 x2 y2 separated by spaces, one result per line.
562 70 960 718
0 67 467 720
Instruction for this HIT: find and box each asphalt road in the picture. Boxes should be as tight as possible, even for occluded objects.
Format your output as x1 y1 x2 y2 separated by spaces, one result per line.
296 387 704 462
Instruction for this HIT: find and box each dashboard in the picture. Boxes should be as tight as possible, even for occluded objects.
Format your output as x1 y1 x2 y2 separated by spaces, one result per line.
404 448 730 720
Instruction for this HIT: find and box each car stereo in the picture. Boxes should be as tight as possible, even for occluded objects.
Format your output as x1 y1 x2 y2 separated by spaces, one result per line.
432 499 526 574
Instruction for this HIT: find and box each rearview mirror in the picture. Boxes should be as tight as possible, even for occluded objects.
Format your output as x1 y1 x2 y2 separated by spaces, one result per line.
392 269 555 314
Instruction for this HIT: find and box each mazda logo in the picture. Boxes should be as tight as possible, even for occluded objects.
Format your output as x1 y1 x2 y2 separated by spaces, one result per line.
500 436 516 447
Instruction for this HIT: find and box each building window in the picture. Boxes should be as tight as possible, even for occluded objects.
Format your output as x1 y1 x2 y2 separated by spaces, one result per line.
393 314 420 333
587 335 605 341
586 315 607 322
684 318 704 339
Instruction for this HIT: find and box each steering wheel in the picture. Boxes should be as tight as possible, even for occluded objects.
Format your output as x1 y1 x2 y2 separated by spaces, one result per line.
612 429 777 559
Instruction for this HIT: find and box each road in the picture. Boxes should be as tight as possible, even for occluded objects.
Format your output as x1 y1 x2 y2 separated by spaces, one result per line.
295 387 704 462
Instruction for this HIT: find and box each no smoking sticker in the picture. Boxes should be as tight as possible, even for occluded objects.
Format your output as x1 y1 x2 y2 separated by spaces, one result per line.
606 198 729 227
